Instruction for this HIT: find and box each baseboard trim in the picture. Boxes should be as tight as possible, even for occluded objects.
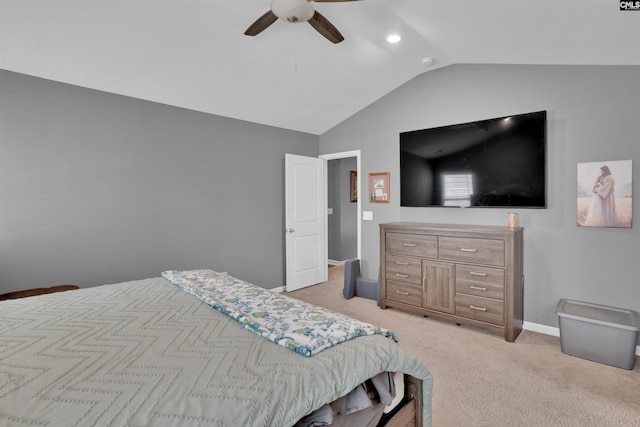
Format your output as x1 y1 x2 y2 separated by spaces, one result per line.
523 321 560 337
523 321 640 356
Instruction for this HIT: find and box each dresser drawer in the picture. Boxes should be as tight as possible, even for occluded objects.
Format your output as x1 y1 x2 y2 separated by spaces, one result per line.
455 264 504 300
385 255 422 286
386 233 437 258
439 236 505 267
455 294 504 325
387 281 422 307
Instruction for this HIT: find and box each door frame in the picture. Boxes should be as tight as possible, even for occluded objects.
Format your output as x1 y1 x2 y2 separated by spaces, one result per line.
320 150 362 262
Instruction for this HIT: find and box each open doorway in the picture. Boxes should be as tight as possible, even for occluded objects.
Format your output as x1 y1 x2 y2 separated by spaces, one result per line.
321 151 361 267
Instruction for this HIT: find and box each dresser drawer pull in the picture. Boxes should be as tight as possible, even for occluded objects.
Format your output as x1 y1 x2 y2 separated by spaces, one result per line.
469 271 487 277
395 261 410 266
396 290 410 295
402 243 417 247
460 248 478 253
469 285 487 291
469 305 487 312
395 273 409 278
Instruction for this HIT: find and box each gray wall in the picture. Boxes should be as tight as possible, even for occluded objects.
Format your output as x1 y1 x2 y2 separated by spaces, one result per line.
0 70 318 292
3 65 639 337
327 157 357 261
320 64 640 332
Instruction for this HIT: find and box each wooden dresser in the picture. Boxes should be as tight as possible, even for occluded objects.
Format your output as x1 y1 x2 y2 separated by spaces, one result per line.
380 222 524 342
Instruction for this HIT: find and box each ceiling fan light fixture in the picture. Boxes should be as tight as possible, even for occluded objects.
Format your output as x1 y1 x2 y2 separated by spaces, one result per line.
245 0 355 43
272 0 315 23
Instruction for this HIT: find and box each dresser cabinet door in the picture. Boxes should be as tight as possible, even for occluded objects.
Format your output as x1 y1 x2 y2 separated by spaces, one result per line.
422 260 455 314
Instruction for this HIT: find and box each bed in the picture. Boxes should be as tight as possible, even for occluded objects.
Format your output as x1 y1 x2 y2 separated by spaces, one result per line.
0 270 432 426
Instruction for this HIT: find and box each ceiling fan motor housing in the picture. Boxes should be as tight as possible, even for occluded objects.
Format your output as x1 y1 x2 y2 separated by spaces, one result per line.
271 0 314 23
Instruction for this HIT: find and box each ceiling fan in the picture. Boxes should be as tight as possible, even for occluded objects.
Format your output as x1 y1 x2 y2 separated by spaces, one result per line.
244 0 360 44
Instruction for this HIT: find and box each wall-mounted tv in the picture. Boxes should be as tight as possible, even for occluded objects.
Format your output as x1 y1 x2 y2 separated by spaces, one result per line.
400 110 547 208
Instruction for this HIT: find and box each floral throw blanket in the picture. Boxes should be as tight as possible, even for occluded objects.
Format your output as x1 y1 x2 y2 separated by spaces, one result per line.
161 269 397 357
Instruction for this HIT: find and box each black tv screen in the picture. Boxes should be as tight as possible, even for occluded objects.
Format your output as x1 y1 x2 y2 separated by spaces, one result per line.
400 111 547 208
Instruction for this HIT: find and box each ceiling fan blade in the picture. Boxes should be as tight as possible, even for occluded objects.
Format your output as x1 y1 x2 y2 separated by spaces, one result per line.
308 11 344 44
244 10 278 36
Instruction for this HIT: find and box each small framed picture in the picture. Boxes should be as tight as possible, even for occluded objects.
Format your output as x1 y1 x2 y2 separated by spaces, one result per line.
350 171 358 203
369 172 390 203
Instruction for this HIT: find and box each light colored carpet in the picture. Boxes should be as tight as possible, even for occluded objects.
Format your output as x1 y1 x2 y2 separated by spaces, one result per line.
287 265 640 427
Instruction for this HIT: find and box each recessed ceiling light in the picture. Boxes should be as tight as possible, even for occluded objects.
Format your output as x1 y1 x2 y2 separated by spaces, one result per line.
386 34 402 44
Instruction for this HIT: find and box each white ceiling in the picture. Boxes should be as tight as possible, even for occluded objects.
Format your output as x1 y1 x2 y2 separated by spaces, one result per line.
2 0 639 135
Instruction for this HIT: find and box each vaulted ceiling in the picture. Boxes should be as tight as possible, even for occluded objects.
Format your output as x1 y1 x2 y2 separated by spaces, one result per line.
2 0 639 134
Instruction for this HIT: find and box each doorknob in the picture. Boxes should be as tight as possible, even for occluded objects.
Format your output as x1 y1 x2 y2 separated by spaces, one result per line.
287 228 295 233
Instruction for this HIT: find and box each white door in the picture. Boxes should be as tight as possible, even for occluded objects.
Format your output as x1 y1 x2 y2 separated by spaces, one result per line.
285 154 327 292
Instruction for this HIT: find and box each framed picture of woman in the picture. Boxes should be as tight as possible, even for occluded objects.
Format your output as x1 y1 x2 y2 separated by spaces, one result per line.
577 160 632 228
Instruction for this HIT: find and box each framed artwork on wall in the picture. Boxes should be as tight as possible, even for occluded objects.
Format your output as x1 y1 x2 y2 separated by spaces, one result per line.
576 159 632 228
369 172 389 203
350 171 357 203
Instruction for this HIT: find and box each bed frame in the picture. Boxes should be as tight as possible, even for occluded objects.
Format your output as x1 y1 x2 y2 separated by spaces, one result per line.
0 285 78 300
385 374 422 427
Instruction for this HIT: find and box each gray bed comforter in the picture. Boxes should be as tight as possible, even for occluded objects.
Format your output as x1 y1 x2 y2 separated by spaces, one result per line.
0 276 432 426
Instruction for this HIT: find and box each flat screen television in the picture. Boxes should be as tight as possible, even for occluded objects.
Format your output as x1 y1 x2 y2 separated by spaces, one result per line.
400 110 547 208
